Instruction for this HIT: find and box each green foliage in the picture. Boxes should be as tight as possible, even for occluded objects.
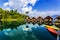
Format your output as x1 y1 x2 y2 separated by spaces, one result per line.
0 8 28 24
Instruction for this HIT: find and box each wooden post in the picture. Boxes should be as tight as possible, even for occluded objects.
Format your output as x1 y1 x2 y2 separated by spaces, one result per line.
57 29 60 40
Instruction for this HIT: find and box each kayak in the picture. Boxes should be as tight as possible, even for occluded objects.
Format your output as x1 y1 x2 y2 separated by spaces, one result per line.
45 25 59 35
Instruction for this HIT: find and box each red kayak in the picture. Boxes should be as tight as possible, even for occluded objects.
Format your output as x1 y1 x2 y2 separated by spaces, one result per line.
46 25 58 37
47 27 58 35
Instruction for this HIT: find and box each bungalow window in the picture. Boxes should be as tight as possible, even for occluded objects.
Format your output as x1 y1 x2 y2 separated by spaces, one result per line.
40 20 42 22
55 19 60 22
54 23 59 25
44 19 48 21
49 19 52 21
37 21 39 22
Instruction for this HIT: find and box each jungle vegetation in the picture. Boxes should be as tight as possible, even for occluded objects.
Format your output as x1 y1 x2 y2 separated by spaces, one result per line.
0 8 28 24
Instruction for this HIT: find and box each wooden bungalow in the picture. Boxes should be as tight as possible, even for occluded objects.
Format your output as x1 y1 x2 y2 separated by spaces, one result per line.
25 17 31 24
37 16 44 25
54 16 60 28
31 17 36 24
44 16 53 26
55 16 60 20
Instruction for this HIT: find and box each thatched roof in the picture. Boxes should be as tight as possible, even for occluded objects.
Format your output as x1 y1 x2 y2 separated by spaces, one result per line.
37 16 43 19
55 16 60 19
44 16 53 19
32 17 35 19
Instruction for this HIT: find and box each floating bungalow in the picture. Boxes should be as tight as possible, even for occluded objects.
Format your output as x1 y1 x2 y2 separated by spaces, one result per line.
25 17 31 24
25 16 60 26
55 16 60 20
37 16 44 25
54 16 60 28
31 17 36 24
44 16 53 26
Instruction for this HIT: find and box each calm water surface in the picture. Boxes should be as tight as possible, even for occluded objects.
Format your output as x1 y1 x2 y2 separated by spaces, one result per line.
0 23 57 40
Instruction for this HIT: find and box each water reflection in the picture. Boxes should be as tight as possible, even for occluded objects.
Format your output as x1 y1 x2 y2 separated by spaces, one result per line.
0 21 56 40
0 21 23 30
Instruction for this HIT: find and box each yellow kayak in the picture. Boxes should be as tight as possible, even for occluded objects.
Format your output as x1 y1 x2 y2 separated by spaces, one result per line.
45 25 59 30
45 25 59 35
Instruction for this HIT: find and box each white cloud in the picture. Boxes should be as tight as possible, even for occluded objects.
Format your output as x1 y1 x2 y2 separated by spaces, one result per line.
3 2 11 10
22 6 32 13
27 11 60 18
7 0 38 12
3 2 9 7
3 0 60 18
29 0 38 6
5 7 11 10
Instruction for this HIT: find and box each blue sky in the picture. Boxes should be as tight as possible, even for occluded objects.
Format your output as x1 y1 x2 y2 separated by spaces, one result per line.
0 0 60 11
0 0 60 17
32 0 60 11
0 0 8 7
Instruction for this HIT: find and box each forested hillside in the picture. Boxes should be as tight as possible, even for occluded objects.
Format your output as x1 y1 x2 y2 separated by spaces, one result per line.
0 8 28 24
